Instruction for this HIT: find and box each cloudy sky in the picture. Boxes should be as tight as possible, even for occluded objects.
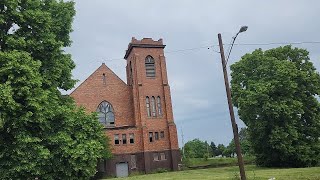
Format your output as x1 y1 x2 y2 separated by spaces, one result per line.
64 0 320 146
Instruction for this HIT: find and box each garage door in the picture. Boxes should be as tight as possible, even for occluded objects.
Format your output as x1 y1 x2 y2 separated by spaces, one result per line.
116 162 128 177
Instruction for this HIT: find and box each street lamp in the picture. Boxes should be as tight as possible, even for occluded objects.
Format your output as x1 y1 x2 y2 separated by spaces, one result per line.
226 26 248 63
217 26 248 180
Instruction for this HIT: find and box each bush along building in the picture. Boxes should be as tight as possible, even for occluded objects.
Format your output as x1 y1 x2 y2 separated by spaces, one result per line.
70 38 180 177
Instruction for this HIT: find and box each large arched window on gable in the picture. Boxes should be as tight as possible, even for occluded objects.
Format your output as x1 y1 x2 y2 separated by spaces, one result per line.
145 55 155 77
97 101 115 127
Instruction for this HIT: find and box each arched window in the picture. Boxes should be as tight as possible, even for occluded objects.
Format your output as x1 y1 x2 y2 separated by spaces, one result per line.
157 96 162 116
151 96 156 117
145 56 155 77
146 97 151 117
97 101 115 126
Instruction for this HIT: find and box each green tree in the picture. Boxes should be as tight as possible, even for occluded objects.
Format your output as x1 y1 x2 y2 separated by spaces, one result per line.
238 127 251 155
184 139 208 158
0 1 111 179
210 141 217 157
231 46 320 167
223 139 235 157
216 144 226 157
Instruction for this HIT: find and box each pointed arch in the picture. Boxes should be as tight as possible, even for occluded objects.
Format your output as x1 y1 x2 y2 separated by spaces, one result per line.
146 96 151 117
151 96 156 117
97 101 115 126
145 55 155 77
157 96 162 116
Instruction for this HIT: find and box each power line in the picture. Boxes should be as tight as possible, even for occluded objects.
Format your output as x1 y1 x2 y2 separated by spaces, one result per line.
94 41 320 62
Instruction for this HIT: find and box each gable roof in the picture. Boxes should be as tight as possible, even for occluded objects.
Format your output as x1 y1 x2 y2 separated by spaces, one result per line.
70 63 127 96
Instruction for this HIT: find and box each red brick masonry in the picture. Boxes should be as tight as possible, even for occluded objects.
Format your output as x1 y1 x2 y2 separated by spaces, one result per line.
70 37 180 176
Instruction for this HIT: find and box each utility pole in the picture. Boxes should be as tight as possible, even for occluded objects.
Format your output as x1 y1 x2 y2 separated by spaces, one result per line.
218 33 246 180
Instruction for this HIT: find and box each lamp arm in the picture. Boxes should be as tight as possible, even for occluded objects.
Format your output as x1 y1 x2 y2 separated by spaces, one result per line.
226 32 239 63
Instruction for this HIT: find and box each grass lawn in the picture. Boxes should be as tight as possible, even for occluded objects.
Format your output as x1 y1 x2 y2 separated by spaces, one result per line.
107 165 320 180
185 157 256 168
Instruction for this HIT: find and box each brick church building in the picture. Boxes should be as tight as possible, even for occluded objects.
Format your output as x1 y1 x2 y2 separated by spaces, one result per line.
70 38 180 177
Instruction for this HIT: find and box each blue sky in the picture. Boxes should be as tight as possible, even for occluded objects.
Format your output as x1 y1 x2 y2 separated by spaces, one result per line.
64 0 320 146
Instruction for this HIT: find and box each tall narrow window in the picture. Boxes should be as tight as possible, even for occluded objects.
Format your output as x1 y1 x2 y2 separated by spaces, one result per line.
129 133 134 144
151 96 156 117
122 134 127 144
160 131 164 138
155 132 159 140
103 73 106 85
97 101 115 126
114 134 119 145
145 56 155 77
146 97 151 117
149 132 153 142
157 96 162 116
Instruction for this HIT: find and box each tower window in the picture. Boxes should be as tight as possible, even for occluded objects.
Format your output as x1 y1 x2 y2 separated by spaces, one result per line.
97 101 115 127
146 97 151 117
145 56 155 77
155 132 159 140
157 96 162 116
151 96 156 117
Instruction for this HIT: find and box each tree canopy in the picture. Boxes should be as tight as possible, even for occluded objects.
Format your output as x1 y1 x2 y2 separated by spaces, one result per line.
184 139 210 158
231 46 320 167
0 0 111 179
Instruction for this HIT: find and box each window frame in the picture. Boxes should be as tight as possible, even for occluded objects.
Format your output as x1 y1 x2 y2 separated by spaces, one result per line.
122 134 127 144
160 131 164 138
151 96 156 117
153 153 159 161
149 132 153 142
129 133 134 144
146 96 151 117
114 134 119 145
145 55 155 77
157 96 162 116
97 101 115 127
160 153 166 160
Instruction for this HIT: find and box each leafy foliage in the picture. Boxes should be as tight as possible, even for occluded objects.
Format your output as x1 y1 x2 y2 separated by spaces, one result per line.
0 0 111 179
210 142 217 156
231 46 320 167
184 139 210 158
216 144 226 157
223 128 252 158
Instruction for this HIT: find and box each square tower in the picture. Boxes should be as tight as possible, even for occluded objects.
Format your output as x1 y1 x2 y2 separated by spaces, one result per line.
125 37 180 172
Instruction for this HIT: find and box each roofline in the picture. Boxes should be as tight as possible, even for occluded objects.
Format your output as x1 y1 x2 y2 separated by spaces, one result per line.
124 44 166 59
69 63 127 96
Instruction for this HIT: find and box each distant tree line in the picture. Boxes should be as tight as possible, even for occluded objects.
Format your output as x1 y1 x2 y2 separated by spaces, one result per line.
182 128 251 159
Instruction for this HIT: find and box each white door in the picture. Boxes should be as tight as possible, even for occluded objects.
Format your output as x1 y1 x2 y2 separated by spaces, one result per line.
116 162 128 177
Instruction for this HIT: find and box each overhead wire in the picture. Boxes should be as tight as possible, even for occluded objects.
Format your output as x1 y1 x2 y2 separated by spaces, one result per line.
95 41 320 63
